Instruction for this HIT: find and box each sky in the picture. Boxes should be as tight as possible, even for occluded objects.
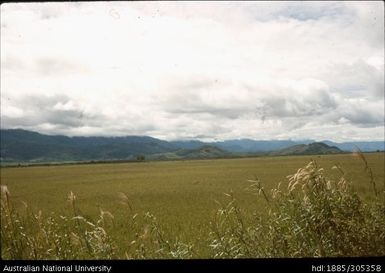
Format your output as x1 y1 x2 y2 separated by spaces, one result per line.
1 1 384 142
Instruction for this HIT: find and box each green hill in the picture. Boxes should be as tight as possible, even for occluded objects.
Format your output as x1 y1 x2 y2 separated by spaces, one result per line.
270 142 343 156
176 145 229 159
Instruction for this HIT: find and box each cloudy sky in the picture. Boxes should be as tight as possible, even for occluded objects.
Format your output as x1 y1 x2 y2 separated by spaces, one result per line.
1 1 384 142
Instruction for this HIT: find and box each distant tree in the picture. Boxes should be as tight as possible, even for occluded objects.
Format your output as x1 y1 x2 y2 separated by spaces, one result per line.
136 155 145 161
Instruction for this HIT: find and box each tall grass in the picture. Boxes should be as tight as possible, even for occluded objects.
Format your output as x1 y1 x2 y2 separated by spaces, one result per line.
1 186 115 259
1 153 384 259
1 188 193 259
209 158 385 257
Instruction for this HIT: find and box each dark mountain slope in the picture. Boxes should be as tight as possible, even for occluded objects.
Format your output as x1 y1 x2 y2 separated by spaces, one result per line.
175 145 229 159
0 129 177 162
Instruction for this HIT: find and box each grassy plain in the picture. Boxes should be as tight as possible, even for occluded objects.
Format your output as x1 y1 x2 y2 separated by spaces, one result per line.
1 153 384 257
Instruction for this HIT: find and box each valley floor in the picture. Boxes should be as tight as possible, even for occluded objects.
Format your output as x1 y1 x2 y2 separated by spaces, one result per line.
1 153 384 258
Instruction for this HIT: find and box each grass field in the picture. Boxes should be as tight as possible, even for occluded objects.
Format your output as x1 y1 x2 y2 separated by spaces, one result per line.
1 153 384 258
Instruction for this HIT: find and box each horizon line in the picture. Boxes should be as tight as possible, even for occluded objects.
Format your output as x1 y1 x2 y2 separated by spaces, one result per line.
1 127 384 144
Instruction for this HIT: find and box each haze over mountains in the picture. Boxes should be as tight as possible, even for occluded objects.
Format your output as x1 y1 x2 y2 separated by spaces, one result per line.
0 129 384 164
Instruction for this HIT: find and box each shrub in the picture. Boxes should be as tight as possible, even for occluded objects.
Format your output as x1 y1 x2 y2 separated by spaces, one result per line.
209 159 385 257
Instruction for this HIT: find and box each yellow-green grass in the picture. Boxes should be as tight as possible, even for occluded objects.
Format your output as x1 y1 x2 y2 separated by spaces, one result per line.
1 153 384 257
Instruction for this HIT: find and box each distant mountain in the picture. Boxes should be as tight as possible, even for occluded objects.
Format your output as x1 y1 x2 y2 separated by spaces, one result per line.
170 140 207 150
148 145 230 161
186 139 384 153
270 142 343 156
211 139 301 153
0 129 382 164
171 139 309 152
0 129 177 163
176 145 229 159
322 141 385 152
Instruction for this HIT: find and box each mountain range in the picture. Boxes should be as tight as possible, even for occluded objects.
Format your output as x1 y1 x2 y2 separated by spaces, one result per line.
0 129 383 164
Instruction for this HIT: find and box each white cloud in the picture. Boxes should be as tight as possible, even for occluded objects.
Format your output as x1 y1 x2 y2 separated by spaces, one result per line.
0 1 384 141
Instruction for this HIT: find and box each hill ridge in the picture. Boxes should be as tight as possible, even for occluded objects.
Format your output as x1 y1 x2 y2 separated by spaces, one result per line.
1 129 383 163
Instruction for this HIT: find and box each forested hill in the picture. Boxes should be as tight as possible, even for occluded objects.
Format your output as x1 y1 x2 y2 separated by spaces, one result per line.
1 129 383 163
